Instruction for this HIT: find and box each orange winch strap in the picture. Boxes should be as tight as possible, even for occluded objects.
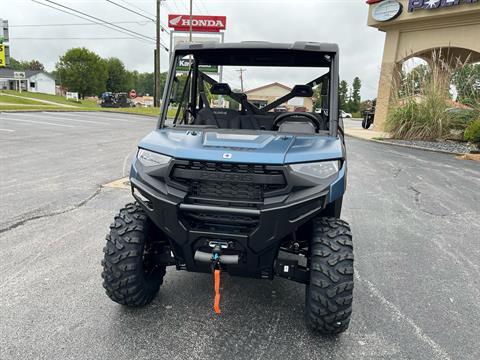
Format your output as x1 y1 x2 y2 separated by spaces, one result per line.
214 269 221 314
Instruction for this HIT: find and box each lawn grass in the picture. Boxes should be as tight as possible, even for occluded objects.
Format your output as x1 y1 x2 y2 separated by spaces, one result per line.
0 90 97 108
0 91 175 118
102 107 160 117
0 94 50 106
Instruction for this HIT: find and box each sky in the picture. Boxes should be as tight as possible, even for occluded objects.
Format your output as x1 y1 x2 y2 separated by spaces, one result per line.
1 0 386 99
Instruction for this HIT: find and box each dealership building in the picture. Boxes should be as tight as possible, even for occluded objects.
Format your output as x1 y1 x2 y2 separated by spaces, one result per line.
245 82 314 112
367 0 480 130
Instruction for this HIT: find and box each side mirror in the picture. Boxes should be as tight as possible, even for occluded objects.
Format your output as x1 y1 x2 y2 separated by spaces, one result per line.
291 85 313 97
210 83 232 96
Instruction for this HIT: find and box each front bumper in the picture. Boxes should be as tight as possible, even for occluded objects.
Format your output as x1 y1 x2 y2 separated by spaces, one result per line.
130 158 345 277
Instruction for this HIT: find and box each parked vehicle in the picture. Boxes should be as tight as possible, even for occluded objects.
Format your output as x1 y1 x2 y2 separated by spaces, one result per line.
274 105 288 113
362 108 375 129
101 42 354 335
340 110 352 118
294 106 308 112
100 92 135 108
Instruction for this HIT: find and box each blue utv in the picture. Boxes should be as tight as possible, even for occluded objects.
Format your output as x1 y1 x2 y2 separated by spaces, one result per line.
102 42 354 334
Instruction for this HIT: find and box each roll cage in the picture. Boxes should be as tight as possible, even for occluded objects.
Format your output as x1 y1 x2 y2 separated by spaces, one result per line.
158 42 340 137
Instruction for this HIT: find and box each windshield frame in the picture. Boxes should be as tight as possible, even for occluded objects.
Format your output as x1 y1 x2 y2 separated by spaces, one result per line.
157 48 339 137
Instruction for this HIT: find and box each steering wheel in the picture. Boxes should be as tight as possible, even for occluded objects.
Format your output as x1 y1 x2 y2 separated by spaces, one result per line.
273 112 321 131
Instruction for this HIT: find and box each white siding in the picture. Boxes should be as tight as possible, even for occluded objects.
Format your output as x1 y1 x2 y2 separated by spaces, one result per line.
28 73 55 95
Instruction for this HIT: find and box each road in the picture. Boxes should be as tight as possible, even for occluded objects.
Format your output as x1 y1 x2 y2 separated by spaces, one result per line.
1 111 479 360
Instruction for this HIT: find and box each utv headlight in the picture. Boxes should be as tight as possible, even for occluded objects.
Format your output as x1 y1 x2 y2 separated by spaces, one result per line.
137 149 171 167
289 160 339 179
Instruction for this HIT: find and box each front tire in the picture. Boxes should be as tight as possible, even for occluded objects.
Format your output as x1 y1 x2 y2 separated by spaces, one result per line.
305 217 354 335
101 202 166 307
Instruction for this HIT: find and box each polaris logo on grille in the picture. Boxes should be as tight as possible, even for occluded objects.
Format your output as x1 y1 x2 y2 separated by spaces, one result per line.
199 171 254 182
223 153 232 159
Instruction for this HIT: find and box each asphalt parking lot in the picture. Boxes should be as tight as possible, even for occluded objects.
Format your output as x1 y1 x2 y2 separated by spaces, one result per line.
1 111 479 360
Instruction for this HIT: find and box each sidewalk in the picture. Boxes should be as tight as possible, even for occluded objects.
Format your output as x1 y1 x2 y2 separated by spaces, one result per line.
342 118 479 160
343 118 390 140
344 127 390 140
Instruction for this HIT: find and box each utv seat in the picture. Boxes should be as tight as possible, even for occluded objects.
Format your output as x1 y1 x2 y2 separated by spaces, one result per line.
194 108 240 129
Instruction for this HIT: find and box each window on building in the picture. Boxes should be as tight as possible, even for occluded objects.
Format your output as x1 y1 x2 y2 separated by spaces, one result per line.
30 82 36 88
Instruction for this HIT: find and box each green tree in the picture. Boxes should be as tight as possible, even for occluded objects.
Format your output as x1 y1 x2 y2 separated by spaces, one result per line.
8 58 45 71
400 64 430 96
8 57 23 70
28 60 45 71
125 71 161 96
452 63 480 106
105 57 128 93
352 77 361 103
313 85 323 110
346 77 362 113
56 47 108 98
339 80 348 110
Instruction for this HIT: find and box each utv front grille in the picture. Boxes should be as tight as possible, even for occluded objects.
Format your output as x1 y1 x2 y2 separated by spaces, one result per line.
192 181 262 201
181 210 259 234
170 160 287 203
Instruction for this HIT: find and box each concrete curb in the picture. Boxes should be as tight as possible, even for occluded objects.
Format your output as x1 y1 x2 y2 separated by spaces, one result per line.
344 132 467 156
0 108 158 118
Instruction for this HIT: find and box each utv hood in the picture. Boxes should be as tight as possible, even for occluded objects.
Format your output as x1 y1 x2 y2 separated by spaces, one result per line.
138 129 343 164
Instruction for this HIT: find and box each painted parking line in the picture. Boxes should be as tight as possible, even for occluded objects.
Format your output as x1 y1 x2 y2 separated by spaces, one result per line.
27 112 109 125
43 111 154 122
0 117 75 128
0 128 15 132
46 112 144 123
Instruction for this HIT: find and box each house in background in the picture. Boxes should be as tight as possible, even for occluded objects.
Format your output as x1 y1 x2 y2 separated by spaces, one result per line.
245 82 314 112
0 69 56 95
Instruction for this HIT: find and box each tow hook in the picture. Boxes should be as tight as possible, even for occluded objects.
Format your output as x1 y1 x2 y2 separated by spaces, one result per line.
193 242 240 314
210 245 222 314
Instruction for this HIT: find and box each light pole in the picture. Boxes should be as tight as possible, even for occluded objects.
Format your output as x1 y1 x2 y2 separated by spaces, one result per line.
155 0 163 107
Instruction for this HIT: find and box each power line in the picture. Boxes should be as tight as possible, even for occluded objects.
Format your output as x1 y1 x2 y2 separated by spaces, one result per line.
106 0 156 22
31 0 154 45
162 1 174 13
168 0 183 13
9 21 152 27
193 1 203 14
12 37 143 40
42 0 158 43
198 0 210 14
117 0 156 18
10 36 171 49
105 0 170 34
34 0 169 50
176 0 190 13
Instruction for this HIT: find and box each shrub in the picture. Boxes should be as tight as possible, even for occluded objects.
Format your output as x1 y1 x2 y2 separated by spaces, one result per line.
464 119 480 144
386 50 477 141
386 92 453 140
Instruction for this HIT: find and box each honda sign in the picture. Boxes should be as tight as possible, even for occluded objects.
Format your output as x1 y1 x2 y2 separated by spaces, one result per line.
168 15 227 32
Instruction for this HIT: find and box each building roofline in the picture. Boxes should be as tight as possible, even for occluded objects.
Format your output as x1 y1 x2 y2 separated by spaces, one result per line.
244 82 292 94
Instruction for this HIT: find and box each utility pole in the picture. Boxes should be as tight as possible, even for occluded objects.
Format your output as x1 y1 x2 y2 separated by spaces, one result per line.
237 68 246 92
155 0 161 107
189 0 193 41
